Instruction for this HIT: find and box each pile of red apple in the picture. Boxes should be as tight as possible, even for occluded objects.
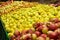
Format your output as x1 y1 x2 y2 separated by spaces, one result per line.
10 18 60 40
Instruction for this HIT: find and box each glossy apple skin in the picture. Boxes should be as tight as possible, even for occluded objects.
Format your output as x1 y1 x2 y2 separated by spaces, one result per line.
16 36 20 40
47 31 58 39
55 22 60 28
37 37 45 40
32 34 37 40
40 34 47 39
14 30 21 37
21 30 29 35
50 39 54 40
42 26 48 34
47 23 58 30
24 34 32 40
36 25 44 31
55 28 60 35
10 35 16 40
28 29 35 34
49 18 60 23
34 31 41 37
33 22 43 28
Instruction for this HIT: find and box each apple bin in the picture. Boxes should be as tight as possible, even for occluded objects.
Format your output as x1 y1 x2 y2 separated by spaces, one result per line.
0 1 60 40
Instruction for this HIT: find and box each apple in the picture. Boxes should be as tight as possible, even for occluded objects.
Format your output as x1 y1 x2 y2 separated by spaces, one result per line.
32 34 37 40
57 38 60 40
42 26 48 34
46 37 50 40
45 22 52 27
22 33 31 40
10 35 16 40
21 30 29 35
28 28 35 34
40 34 47 39
36 25 44 31
34 31 41 37
16 36 20 40
58 35 60 39
55 22 60 28
47 31 58 39
30 28 35 32
49 18 60 23
55 28 60 35
33 22 43 28
37 37 45 40
24 34 32 40
50 39 54 40
47 23 58 30
14 30 21 37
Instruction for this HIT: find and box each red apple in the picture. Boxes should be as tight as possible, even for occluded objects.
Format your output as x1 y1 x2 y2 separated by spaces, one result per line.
40 34 47 39
47 23 58 30
37 37 45 40
34 31 41 37
55 28 60 35
22 34 31 40
49 18 60 23
50 39 54 40
10 35 15 40
16 36 20 40
47 31 58 39
58 35 60 39
21 30 29 35
36 25 44 31
33 22 43 28
14 30 21 37
28 28 35 34
57 38 60 40
42 26 48 34
24 34 32 40
55 22 60 28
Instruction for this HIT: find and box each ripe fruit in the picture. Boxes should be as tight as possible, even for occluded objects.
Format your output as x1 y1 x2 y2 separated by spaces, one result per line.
46 37 50 40
55 22 60 28
50 39 54 40
47 23 58 30
22 33 31 40
36 26 44 31
49 18 60 23
37 37 45 40
24 34 32 40
10 35 16 40
34 31 41 37
21 30 29 35
47 31 58 39
40 34 47 39
14 30 21 37
55 28 60 35
33 22 43 28
28 28 35 34
42 26 48 34
1 2 60 40
32 34 37 40
16 36 20 40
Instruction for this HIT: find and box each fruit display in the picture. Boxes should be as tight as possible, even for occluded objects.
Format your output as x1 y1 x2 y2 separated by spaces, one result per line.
10 18 60 40
0 1 60 40
0 1 38 15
